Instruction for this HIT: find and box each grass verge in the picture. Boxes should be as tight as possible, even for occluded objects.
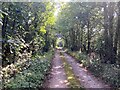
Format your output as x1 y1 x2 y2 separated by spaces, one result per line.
60 52 84 89
67 51 120 88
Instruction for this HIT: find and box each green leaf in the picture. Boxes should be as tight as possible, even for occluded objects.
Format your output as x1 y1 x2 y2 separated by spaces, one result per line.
40 26 46 34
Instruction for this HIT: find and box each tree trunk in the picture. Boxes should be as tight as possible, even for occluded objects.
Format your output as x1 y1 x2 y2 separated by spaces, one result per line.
114 26 119 56
87 20 91 54
103 2 109 63
117 2 120 64
107 2 115 64
2 14 8 39
103 2 116 64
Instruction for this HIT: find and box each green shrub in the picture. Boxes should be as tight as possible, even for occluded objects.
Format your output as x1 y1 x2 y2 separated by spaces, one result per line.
4 51 54 88
68 51 120 88
102 64 120 88
88 61 103 77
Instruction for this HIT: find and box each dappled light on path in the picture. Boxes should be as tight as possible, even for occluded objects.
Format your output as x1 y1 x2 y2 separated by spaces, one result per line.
44 50 111 89
45 50 68 88
64 52 111 89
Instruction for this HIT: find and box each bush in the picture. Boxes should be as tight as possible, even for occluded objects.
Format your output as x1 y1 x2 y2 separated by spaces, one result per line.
68 51 120 88
102 64 120 88
5 59 50 88
3 51 54 88
87 61 103 77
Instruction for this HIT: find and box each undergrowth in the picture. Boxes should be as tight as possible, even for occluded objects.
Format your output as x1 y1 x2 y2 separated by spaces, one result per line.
67 51 120 88
2 50 54 89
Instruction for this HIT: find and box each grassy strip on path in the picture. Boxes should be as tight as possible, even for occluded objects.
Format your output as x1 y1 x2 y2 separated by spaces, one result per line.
60 52 84 89
67 51 120 88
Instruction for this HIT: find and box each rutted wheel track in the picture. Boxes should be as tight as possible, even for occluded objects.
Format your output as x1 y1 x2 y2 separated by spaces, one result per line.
44 50 111 89
63 52 111 89
44 50 68 88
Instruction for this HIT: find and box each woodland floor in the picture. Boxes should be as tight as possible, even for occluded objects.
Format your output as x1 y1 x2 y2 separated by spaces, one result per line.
44 50 111 89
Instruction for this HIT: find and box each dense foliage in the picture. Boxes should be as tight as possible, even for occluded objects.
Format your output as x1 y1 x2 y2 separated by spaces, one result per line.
55 2 120 88
1 2 56 89
1 1 120 89
1 2 56 67
68 51 120 88
2 50 54 88
56 2 120 64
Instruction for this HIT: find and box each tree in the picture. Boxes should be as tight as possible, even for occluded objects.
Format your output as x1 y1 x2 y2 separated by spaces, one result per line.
1 2 56 66
117 1 120 64
56 2 119 64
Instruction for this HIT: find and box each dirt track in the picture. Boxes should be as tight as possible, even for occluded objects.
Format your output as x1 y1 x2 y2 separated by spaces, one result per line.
44 50 111 89
64 52 110 89
45 50 68 88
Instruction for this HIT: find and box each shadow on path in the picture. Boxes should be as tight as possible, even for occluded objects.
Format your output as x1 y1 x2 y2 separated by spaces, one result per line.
63 52 111 89
44 50 68 88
